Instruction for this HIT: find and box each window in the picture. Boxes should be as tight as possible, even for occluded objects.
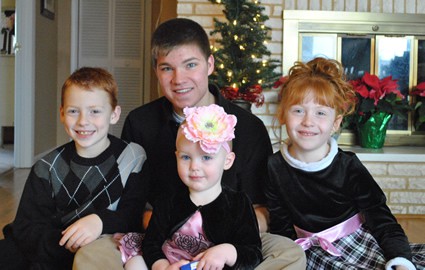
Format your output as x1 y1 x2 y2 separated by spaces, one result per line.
282 10 425 146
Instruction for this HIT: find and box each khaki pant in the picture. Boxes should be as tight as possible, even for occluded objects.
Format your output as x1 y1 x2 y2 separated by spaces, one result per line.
256 232 306 270
73 232 306 270
73 235 123 270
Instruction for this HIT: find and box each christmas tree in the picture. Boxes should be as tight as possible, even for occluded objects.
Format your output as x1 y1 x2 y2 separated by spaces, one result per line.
208 0 280 106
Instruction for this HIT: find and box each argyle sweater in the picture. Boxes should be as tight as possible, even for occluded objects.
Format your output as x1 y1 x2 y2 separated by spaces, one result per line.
9 135 148 268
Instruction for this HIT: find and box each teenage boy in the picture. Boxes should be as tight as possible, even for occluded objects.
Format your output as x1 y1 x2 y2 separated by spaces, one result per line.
74 18 306 270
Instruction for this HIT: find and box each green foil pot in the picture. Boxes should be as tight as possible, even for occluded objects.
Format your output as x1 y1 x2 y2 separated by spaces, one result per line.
357 112 392 149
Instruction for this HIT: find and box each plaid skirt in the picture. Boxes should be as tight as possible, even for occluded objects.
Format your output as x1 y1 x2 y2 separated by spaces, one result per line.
305 226 425 270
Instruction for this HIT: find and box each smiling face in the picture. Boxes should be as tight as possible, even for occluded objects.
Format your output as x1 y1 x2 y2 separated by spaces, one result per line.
285 93 342 162
175 129 235 200
155 44 215 116
60 85 121 158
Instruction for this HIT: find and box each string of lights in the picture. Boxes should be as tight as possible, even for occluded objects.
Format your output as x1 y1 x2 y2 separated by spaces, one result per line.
208 0 280 105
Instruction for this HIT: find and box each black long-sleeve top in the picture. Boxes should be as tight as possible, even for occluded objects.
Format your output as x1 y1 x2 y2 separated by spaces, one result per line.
142 187 262 269
9 135 148 269
121 85 272 207
265 144 412 262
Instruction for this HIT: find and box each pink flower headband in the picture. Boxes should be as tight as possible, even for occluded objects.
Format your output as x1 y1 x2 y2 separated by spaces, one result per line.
181 104 237 154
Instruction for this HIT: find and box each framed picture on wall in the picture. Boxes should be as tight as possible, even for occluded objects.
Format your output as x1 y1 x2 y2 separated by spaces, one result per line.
41 0 55 20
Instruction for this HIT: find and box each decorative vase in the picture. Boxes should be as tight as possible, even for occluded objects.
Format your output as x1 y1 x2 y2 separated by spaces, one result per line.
356 112 392 149
231 99 252 112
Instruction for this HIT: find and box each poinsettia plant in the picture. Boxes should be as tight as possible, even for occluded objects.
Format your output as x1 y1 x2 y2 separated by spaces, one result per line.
345 72 412 128
410 81 425 130
272 76 288 102
220 85 265 107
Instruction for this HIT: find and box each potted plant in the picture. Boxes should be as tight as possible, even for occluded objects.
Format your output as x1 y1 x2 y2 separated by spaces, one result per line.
410 81 425 130
347 72 411 148
208 0 280 111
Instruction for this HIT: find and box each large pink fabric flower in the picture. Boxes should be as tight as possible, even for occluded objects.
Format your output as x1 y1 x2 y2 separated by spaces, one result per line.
182 104 237 154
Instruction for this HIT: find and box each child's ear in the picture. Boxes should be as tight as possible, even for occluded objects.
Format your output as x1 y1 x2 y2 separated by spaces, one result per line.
59 107 65 123
207 54 215 76
110 105 121 124
333 115 343 133
224 151 235 170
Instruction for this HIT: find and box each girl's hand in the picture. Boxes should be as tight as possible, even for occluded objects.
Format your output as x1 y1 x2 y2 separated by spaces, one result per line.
59 214 102 252
394 266 410 270
192 244 237 270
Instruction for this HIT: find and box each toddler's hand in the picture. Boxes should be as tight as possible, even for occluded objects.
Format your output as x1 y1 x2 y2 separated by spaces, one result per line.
152 258 189 270
192 243 237 269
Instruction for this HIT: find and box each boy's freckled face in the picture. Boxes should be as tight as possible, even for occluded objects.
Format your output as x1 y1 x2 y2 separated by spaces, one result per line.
60 85 120 158
155 44 214 115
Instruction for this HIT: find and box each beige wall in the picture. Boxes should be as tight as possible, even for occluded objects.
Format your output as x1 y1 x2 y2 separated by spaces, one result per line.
34 0 58 156
0 56 14 128
150 0 177 100
1 0 14 8
0 0 15 144
56 0 72 146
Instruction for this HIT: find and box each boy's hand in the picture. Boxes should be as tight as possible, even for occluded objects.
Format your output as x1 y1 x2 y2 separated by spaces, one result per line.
59 214 102 252
192 243 237 269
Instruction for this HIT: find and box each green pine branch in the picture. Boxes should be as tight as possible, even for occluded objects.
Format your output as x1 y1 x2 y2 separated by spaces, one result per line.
208 0 280 93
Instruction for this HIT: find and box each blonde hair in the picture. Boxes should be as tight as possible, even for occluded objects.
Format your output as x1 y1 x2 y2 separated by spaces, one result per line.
276 57 356 125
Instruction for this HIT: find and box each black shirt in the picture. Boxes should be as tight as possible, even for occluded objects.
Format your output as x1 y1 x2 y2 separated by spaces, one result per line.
121 85 272 206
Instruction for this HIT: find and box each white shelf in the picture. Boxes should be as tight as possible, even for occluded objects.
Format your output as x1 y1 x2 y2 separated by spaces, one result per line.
339 146 425 163
272 144 425 163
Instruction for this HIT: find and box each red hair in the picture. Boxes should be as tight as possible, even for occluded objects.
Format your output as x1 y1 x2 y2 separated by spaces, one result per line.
61 67 118 109
276 57 356 125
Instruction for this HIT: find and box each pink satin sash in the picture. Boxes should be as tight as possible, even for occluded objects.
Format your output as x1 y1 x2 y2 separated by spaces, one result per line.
294 213 363 256
162 210 212 263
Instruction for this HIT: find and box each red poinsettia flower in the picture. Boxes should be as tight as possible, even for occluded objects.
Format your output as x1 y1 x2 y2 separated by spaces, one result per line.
411 81 425 97
272 76 288 102
347 72 411 124
380 75 404 98
220 86 240 100
272 76 288 89
220 85 264 107
244 84 264 106
354 72 404 106
410 82 425 129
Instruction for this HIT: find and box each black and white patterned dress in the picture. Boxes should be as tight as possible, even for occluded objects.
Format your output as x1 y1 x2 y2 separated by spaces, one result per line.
265 138 425 269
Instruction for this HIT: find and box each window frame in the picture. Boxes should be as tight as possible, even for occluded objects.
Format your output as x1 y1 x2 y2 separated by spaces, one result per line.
282 10 425 146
